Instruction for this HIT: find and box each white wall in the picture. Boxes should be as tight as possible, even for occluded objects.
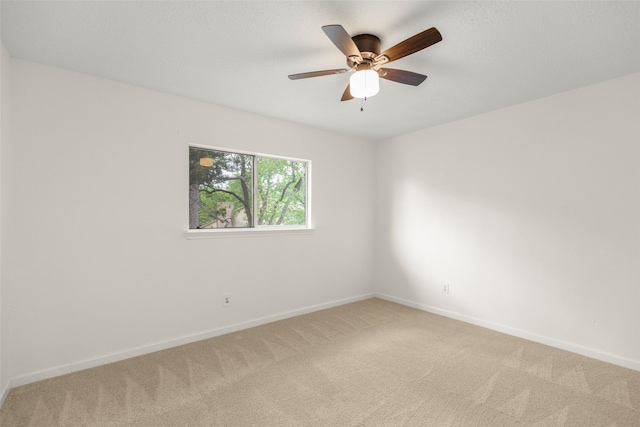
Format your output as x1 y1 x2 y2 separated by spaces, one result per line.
8 59 376 384
0 42 10 399
4 58 639 391
375 73 640 370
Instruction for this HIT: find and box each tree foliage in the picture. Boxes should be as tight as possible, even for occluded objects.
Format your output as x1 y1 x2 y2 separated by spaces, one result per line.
189 148 252 228
189 148 306 229
257 157 306 226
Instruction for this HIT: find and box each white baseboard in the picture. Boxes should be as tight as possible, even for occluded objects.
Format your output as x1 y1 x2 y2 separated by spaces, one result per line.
0 379 11 408
375 292 640 372
11 291 635 393
10 293 375 388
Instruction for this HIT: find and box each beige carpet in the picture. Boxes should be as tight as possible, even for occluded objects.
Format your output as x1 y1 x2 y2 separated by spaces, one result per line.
1 298 639 426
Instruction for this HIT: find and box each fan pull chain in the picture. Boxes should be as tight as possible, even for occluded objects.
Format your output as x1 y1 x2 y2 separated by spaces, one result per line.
361 96 367 112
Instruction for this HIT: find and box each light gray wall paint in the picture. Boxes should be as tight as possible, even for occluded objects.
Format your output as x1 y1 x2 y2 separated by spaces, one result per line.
375 73 640 370
2 57 639 388
8 59 376 382
0 42 13 398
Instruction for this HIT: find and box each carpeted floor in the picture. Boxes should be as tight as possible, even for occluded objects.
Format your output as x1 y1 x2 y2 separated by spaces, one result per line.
1 298 639 426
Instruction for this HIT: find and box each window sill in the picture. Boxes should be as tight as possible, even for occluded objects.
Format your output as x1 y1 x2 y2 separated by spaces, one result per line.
184 227 315 239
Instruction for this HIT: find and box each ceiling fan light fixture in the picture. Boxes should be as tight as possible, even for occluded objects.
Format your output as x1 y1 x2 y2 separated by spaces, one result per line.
350 69 379 98
199 157 214 167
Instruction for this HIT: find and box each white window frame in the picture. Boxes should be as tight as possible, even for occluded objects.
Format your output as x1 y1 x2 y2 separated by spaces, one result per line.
185 144 313 239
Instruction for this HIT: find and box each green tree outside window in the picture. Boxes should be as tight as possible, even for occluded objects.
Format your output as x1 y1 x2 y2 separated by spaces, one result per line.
189 147 308 229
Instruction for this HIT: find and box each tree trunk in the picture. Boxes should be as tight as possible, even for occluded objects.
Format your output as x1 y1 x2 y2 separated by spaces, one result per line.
189 183 200 228
240 160 253 226
258 186 269 226
276 177 302 225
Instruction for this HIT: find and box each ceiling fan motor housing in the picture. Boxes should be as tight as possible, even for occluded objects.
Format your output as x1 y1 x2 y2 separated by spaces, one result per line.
348 34 381 68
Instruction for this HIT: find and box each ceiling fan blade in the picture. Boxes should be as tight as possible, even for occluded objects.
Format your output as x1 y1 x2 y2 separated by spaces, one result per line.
322 25 363 62
341 84 354 101
378 68 427 86
375 27 442 65
288 69 349 80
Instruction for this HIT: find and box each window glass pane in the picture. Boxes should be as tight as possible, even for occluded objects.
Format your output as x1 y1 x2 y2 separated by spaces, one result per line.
257 157 307 226
189 148 253 229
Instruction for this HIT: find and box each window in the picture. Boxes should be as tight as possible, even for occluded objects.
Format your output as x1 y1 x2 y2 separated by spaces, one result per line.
189 146 309 230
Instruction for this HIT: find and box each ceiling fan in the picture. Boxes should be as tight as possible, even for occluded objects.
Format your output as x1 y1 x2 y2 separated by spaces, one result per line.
288 24 442 101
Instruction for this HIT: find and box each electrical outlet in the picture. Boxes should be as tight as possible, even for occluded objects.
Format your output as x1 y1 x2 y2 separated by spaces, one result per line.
443 284 450 294
222 293 231 307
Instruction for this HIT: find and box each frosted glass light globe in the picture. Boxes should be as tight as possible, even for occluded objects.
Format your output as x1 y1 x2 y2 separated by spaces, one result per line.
350 70 379 98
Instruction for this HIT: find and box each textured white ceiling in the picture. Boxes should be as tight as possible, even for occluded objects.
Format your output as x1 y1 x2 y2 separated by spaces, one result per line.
2 1 639 140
